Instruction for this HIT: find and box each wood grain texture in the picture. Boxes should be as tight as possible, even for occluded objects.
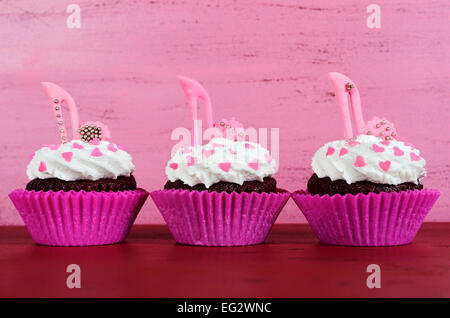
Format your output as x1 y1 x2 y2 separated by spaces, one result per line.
1 224 450 297
0 0 448 224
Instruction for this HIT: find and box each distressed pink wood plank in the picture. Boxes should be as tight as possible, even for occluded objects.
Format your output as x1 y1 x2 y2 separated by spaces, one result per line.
0 0 448 225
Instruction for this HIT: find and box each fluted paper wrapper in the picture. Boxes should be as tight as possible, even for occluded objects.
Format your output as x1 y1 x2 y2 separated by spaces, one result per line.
9 189 149 246
150 189 290 246
292 189 440 246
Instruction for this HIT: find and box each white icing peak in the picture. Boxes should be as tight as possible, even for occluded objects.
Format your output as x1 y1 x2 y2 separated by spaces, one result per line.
166 137 276 187
27 140 135 181
311 135 426 185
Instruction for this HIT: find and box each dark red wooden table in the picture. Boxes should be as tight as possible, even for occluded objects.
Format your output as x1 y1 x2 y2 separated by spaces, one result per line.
1 224 449 298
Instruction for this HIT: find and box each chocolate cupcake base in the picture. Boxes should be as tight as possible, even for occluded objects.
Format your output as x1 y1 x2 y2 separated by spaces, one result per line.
307 173 423 196
164 176 277 193
26 175 137 192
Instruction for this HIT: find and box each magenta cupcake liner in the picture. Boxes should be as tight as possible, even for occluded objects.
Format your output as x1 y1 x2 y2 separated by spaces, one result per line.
9 189 149 246
292 189 440 246
150 189 291 246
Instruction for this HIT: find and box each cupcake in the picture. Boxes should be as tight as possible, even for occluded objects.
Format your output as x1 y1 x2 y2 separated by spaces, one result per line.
150 76 290 246
292 72 440 246
9 82 148 246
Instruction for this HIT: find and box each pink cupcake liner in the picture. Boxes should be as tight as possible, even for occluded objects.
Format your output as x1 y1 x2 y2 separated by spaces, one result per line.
9 189 149 246
150 189 291 246
292 189 440 246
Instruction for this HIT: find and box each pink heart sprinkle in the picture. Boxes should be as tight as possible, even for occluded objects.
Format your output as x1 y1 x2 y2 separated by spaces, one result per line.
29 153 35 161
380 141 390 146
73 142 84 150
393 146 404 157
372 144 385 153
89 138 100 145
379 160 391 172
219 162 231 172
107 143 118 152
45 144 60 151
339 148 348 156
245 143 256 150
404 142 415 149
410 152 421 161
228 148 237 155
38 161 47 172
354 156 366 167
248 160 259 171
61 152 73 162
348 140 360 147
91 148 103 157
202 149 215 158
212 143 224 148
181 148 191 154
326 147 335 156
169 163 178 170
186 156 197 166
265 153 272 163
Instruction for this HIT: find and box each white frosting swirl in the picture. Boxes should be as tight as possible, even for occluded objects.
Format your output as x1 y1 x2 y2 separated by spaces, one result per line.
27 140 135 181
311 135 426 185
166 137 276 187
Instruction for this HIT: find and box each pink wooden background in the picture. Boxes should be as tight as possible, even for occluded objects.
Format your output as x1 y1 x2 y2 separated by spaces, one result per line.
0 0 448 225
